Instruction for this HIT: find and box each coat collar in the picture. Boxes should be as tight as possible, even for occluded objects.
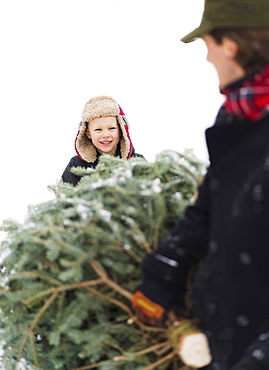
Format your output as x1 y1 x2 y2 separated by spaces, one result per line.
206 106 269 166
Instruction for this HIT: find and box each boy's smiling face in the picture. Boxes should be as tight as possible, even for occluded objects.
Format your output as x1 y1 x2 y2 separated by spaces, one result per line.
86 116 120 156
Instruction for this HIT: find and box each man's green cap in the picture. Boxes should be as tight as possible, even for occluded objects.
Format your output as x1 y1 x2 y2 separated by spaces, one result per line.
181 0 269 43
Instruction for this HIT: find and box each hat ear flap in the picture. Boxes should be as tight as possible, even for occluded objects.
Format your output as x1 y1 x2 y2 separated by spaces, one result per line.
117 116 133 159
75 122 98 162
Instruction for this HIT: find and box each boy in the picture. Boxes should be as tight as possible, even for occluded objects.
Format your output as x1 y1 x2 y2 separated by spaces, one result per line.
62 95 144 185
132 0 269 369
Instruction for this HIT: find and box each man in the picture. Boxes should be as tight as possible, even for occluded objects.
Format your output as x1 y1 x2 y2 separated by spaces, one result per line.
132 1 269 368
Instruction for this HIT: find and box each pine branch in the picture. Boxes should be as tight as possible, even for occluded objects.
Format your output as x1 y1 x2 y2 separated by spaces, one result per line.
140 351 175 370
89 259 133 300
18 291 58 367
86 286 132 315
24 278 104 307
113 340 171 361
74 342 174 370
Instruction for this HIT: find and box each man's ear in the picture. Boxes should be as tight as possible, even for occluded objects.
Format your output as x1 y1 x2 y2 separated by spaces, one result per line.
222 37 238 59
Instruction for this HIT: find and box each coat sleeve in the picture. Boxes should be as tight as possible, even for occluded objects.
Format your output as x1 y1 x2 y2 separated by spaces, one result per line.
131 151 146 161
61 157 82 186
137 168 211 309
230 334 269 369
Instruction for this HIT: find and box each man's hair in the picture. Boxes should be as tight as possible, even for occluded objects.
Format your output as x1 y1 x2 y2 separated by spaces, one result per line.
209 28 269 74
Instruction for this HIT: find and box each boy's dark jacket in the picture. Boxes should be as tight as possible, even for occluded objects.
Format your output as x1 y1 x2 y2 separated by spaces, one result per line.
62 146 143 186
140 105 269 369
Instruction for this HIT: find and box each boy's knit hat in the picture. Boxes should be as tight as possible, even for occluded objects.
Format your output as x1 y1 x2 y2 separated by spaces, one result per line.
181 0 269 43
75 96 133 163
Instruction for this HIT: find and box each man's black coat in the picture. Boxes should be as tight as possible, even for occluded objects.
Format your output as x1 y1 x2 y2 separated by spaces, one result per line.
141 107 269 369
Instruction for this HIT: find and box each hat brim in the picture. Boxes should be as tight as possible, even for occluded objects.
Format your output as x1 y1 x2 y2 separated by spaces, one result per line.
181 22 213 43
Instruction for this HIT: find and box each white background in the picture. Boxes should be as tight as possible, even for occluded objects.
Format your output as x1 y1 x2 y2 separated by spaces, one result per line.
0 0 224 231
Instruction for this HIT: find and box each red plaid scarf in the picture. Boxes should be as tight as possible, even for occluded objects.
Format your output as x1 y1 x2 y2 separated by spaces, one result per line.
222 65 269 122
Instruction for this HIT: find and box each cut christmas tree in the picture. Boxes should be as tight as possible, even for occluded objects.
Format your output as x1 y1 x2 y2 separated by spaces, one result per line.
0 150 211 370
